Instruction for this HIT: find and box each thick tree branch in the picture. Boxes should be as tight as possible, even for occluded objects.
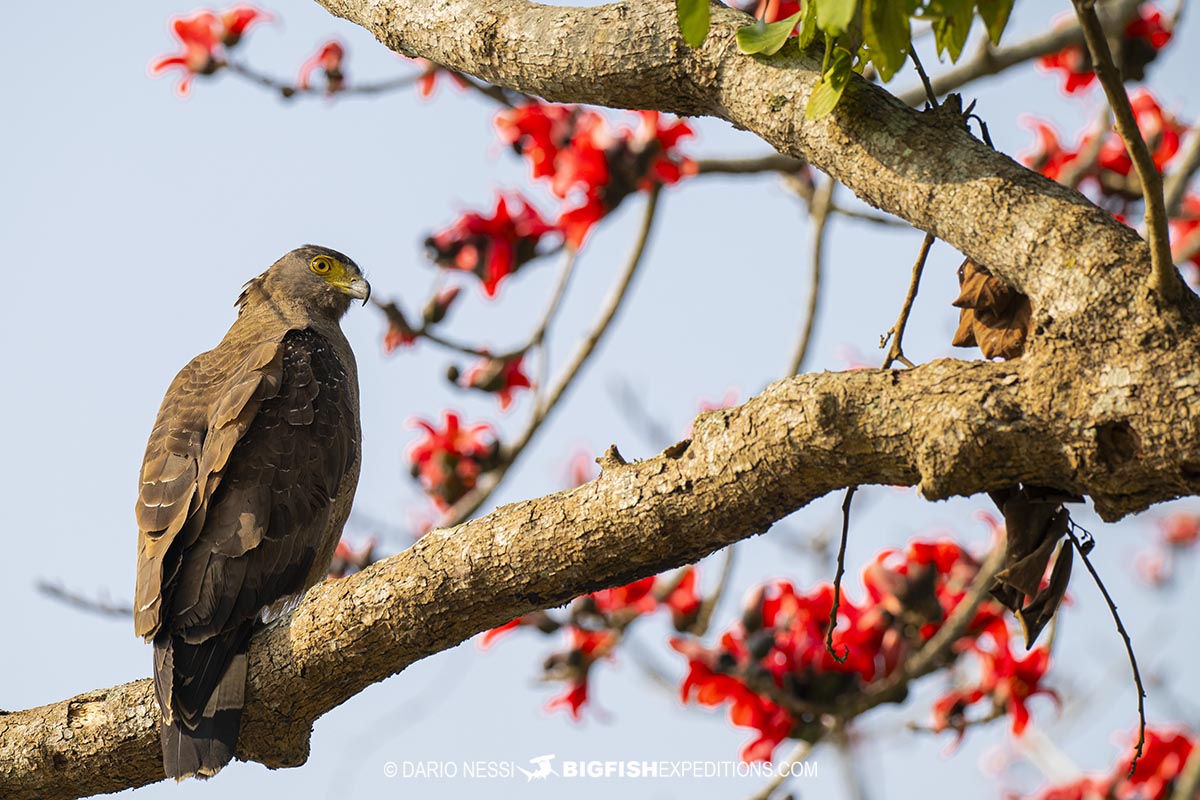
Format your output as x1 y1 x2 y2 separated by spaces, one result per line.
5 349 1200 797
8 4 1200 797
312 0 1185 335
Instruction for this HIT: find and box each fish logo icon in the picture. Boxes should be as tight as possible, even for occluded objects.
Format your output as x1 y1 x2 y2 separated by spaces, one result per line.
517 754 558 781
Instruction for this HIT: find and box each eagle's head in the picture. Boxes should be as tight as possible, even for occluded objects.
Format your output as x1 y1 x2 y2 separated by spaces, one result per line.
238 245 370 318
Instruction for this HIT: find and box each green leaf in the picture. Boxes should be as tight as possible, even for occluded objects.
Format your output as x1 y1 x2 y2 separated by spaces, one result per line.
676 0 711 48
815 0 857 35
806 45 853 119
798 0 819 49
930 0 973 61
736 11 804 55
976 0 1013 45
862 0 910 82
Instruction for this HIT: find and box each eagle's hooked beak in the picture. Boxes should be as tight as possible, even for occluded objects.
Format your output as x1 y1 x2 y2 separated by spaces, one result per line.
342 276 371 305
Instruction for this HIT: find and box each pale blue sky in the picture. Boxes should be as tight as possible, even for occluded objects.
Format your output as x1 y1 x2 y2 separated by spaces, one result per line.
3 2 1200 798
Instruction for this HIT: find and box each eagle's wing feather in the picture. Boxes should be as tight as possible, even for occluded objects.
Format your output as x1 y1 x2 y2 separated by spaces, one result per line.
135 341 283 638
135 327 357 778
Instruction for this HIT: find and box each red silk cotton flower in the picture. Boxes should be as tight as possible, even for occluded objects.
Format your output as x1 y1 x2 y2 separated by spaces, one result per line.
407 412 499 509
458 353 532 410
494 103 694 248
672 638 795 763
495 103 580 181
1037 39 1097 95
1023 727 1196 800
407 58 468 98
1020 119 1081 183
150 6 271 95
1038 4 1173 93
297 40 346 93
672 538 1015 762
977 640 1055 736
1022 91 1184 200
425 195 558 297
1169 195 1200 274
481 569 706 720
633 111 697 187
664 567 702 631
544 627 617 720
1096 90 1182 177
219 5 271 46
383 319 418 353
588 576 658 617
150 12 223 96
928 624 1056 744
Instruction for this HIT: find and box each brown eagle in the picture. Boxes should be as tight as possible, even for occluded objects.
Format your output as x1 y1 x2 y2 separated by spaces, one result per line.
134 245 369 779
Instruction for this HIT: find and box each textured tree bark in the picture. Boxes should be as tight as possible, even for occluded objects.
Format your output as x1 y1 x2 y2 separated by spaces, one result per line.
311 0 1174 329
4 1 1199 797
4 353 1200 797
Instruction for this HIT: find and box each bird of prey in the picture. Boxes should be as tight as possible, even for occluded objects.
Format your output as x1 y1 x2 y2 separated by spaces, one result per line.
134 245 370 780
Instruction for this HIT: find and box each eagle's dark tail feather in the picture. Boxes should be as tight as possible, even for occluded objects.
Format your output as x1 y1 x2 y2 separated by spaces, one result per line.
160 703 242 780
155 638 249 780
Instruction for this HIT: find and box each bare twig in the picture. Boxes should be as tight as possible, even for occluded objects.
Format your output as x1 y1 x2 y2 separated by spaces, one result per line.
226 57 527 108
897 0 1144 106
907 705 1006 735
529 246 581 395
1169 740 1200 800
880 232 935 370
35 580 131 620
1043 606 1062 657
622 635 681 694
454 72 524 108
787 178 835 375
828 206 907 227
444 186 662 523
1164 126 1200 217
692 545 736 636
825 486 857 663
834 728 868 800
696 154 808 175
223 59 428 98
529 246 580 350
411 326 494 358
607 379 675 447
747 740 814 800
1073 0 1182 301
528 191 658 422
782 171 906 227
1169 0 1187 28
1064 520 1147 777
909 47 939 109
1058 108 1113 191
375 244 575 366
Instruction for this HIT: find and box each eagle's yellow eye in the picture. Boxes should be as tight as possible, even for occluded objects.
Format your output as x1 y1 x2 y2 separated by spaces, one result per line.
310 255 335 275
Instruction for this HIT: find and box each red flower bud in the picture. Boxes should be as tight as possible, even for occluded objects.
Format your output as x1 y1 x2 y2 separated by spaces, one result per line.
421 285 461 326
